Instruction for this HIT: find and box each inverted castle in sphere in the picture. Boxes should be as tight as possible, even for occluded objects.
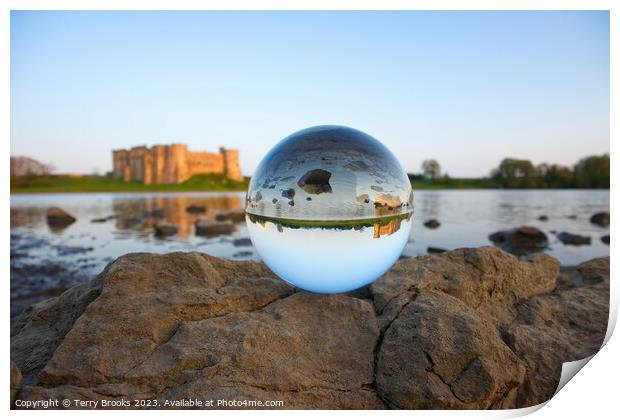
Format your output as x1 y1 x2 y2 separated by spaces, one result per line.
112 144 243 184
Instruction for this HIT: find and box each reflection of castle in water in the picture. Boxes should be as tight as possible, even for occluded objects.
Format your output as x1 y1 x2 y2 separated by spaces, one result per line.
373 218 402 238
113 195 242 237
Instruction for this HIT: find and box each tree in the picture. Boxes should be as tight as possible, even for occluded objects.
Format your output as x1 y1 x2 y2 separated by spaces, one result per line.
10 156 54 178
536 163 573 188
573 154 610 188
421 159 441 180
491 158 537 188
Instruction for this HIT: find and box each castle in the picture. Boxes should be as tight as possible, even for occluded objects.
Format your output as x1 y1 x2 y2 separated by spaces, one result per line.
112 144 243 184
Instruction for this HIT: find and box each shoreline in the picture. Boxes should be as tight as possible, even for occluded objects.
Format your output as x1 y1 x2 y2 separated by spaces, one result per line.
11 186 611 195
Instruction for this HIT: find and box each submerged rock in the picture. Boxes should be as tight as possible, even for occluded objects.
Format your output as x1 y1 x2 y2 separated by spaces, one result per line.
590 212 610 227
10 247 608 410
557 232 591 246
297 169 333 195
427 246 447 254
45 207 76 229
424 219 440 229
538 215 548 221
195 219 236 237
214 209 245 224
154 222 178 237
186 205 207 214
233 238 253 247
601 235 610 245
488 226 548 256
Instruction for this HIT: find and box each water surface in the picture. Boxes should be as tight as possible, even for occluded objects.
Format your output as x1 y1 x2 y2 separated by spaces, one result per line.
10 190 610 314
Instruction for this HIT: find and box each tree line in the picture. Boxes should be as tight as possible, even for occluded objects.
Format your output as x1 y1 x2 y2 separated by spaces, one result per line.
490 154 609 188
410 154 610 189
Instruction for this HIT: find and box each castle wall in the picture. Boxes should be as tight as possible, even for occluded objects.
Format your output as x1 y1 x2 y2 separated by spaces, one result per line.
112 143 242 185
187 151 224 176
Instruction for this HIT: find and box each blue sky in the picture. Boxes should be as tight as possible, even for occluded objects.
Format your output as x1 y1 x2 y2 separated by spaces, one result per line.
11 10 609 177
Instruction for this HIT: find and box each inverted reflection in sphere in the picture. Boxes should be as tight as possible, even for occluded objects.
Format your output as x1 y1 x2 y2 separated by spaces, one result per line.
245 125 414 293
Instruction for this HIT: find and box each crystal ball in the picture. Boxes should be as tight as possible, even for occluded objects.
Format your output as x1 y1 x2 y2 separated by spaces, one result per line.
245 125 414 293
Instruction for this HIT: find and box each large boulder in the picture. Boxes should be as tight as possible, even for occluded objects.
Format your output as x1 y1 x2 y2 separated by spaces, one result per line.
10 247 609 410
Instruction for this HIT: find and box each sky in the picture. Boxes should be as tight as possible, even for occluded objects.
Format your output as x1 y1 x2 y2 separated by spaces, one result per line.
10 10 609 177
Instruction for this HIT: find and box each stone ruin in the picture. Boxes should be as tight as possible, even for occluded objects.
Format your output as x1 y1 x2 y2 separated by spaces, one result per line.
112 144 243 184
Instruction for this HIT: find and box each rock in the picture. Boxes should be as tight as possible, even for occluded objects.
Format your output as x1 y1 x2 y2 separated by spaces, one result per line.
233 238 253 247
11 270 104 384
371 247 559 329
154 222 178 237
186 205 207 214
195 219 236 237
90 218 107 223
13 253 381 409
601 235 609 245
11 360 22 404
590 212 610 226
502 258 609 407
46 207 76 229
281 188 295 199
214 209 246 224
376 290 525 409
10 247 608 410
556 232 591 246
427 246 447 254
424 219 440 229
538 215 548 221
488 226 548 256
297 169 333 194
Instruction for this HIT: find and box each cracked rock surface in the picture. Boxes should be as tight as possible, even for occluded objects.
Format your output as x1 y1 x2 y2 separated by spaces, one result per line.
10 247 608 409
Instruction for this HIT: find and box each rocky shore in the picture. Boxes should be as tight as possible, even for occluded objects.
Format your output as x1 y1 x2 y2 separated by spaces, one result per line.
10 247 608 409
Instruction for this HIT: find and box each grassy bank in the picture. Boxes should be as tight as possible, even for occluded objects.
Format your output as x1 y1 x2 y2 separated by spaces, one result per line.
12 174 498 194
10 174 250 193
410 178 496 190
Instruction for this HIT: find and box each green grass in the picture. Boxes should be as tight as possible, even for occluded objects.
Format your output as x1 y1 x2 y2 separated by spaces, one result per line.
11 173 497 194
246 211 413 230
10 174 250 194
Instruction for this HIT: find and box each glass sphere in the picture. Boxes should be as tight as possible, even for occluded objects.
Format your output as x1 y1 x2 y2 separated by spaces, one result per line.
245 125 414 293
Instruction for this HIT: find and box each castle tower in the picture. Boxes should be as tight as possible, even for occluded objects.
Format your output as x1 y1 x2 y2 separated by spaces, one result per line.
220 147 243 181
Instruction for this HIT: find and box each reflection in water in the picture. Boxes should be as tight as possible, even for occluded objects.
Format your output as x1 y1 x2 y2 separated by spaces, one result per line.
111 194 241 237
9 190 610 314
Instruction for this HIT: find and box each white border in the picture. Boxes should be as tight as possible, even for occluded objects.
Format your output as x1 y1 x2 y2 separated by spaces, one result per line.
3 1 616 419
